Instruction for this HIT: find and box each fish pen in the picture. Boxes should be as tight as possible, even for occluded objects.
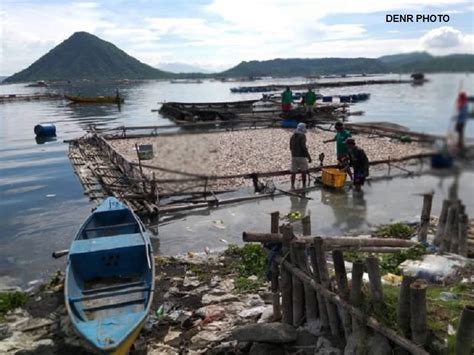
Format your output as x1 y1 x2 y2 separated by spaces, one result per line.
242 213 473 354
0 93 63 103
68 124 439 221
158 99 351 124
229 77 427 93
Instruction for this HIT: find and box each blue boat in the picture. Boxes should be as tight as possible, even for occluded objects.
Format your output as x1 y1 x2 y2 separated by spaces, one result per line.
65 197 155 354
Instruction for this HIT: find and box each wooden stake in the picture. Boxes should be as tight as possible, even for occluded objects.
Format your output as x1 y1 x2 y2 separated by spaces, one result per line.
410 279 428 346
308 246 329 329
442 203 458 252
302 215 311 236
350 260 365 335
296 245 318 323
397 275 416 338
455 305 474 355
291 242 305 327
314 237 340 337
434 199 450 247
281 225 293 324
270 212 281 321
417 192 433 243
332 250 351 338
366 256 384 309
458 213 469 257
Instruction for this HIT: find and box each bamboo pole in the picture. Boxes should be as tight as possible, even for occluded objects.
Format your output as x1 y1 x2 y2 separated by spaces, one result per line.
434 200 451 246
410 279 428 346
308 246 329 329
417 192 433 243
274 254 429 355
366 257 384 309
332 250 351 338
290 242 305 327
242 232 417 248
300 216 318 323
350 260 365 334
314 237 340 337
397 275 416 338
280 225 293 324
270 212 281 321
455 305 474 355
442 203 458 252
458 213 469 257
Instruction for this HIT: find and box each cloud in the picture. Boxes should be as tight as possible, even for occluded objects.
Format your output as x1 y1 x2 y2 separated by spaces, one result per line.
421 26 474 53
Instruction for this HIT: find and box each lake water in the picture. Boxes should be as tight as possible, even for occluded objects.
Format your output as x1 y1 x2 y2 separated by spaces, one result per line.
0 73 473 288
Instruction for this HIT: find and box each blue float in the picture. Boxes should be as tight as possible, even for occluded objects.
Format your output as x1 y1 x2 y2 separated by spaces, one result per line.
34 123 56 137
339 96 351 103
281 119 299 128
322 96 332 102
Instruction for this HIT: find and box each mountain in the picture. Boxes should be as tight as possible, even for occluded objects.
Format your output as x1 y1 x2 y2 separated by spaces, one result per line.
221 58 389 77
378 52 433 66
391 54 474 73
158 62 213 74
4 32 173 83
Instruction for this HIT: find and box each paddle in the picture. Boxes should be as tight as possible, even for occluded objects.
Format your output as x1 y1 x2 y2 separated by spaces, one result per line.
52 249 69 259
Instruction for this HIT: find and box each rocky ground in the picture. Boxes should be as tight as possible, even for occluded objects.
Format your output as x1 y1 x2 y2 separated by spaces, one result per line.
109 128 433 192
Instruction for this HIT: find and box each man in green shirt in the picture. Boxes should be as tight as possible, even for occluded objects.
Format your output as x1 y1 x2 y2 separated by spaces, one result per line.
304 88 317 117
323 121 352 162
281 86 293 113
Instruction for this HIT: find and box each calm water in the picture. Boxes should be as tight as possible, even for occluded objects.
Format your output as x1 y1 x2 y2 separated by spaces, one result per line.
0 73 473 287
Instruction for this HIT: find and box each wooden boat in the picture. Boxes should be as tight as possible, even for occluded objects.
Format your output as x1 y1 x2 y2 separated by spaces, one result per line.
65 197 154 354
65 95 124 104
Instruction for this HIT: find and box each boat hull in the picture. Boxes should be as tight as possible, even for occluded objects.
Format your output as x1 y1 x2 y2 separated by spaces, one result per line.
65 95 124 104
64 197 154 353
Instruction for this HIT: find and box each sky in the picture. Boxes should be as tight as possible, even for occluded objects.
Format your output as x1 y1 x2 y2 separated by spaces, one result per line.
0 0 473 75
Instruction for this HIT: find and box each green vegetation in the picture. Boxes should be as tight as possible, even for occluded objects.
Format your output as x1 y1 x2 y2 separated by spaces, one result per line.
375 222 414 239
0 292 27 319
344 244 426 275
379 283 473 353
224 243 267 293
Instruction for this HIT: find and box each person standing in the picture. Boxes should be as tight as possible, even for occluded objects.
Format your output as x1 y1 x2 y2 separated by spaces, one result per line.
323 121 352 162
282 86 293 113
345 138 369 191
304 88 317 117
290 122 312 189
455 91 469 150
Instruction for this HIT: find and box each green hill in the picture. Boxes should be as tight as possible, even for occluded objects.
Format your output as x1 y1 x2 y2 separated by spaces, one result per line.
4 32 173 83
221 58 389 77
394 54 474 73
378 52 433 66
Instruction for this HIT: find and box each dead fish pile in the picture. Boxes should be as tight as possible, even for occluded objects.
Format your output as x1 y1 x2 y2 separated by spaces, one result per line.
109 128 433 193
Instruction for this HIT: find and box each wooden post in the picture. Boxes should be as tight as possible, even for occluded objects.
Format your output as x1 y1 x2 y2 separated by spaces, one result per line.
308 246 329 329
314 237 340 337
280 225 293 324
366 256 384 309
455 305 474 355
434 199 450 247
449 209 460 254
270 212 281 321
350 260 365 335
410 279 428 346
417 192 433 243
290 242 305 327
296 245 318 323
442 203 458 252
397 275 416 338
300 216 318 323
332 250 351 338
302 215 311 236
458 213 469 257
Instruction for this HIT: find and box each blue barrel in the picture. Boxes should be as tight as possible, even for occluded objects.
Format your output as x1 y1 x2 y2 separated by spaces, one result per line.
322 96 332 102
281 119 298 128
339 96 350 103
34 123 56 137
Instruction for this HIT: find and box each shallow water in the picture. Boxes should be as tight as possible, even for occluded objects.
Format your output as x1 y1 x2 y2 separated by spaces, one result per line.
0 73 473 287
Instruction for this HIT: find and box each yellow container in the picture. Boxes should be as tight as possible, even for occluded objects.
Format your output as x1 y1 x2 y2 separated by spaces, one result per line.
321 168 347 188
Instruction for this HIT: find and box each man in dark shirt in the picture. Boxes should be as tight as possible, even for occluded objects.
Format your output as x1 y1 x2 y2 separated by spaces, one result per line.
345 138 369 191
290 123 312 189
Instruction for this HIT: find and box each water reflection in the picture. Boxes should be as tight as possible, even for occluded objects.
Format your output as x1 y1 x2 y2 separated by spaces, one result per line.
35 136 57 144
321 188 368 231
289 194 310 234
